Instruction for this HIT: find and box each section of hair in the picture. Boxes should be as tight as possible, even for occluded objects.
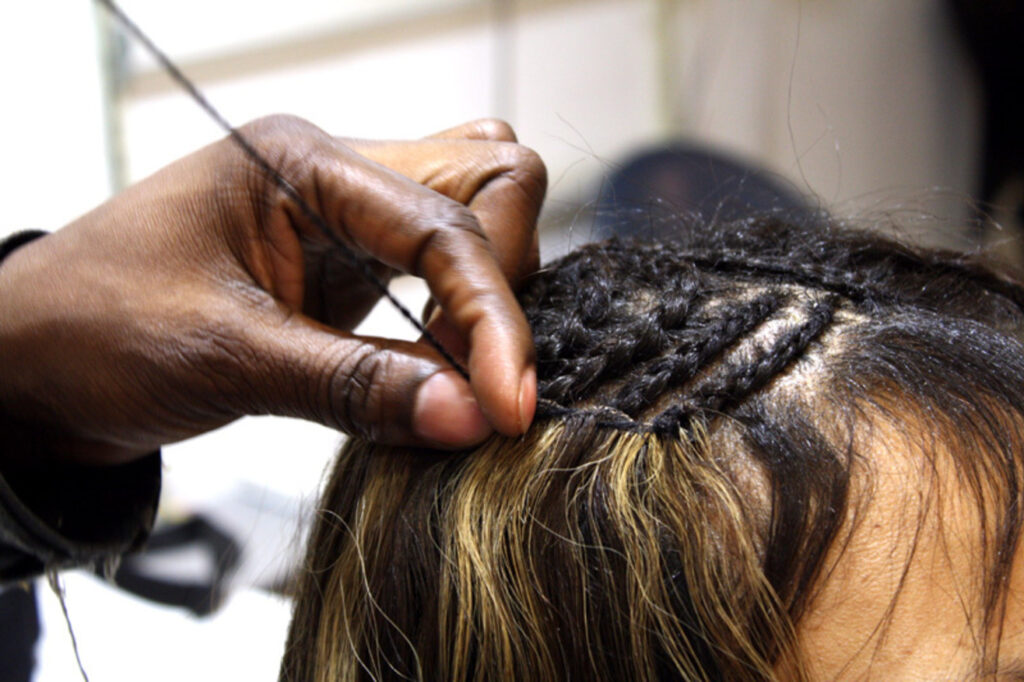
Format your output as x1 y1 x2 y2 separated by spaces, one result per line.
282 216 1024 681
288 421 794 681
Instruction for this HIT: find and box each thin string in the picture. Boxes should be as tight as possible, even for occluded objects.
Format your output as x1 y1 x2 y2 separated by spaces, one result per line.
47 570 91 682
86 1 846 435
93 1 611 428
94 0 469 382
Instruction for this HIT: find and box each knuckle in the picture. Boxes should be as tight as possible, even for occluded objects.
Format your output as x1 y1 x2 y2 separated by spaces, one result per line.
238 115 330 177
473 118 518 142
234 115 313 197
239 113 316 140
412 206 489 277
332 344 399 440
234 116 347 233
501 145 548 196
175 315 257 412
434 201 485 236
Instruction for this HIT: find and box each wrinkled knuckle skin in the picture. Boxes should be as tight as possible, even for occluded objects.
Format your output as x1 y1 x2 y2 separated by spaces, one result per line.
234 115 342 233
503 145 548 199
237 114 327 181
331 344 402 442
233 115 308 206
436 202 485 237
412 206 489 279
175 322 263 420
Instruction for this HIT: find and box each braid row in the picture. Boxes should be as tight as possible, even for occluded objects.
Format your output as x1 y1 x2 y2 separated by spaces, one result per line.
609 292 786 417
674 244 1024 318
530 247 707 405
696 296 837 412
534 293 838 434
678 251 881 302
527 226 1018 435
649 296 837 433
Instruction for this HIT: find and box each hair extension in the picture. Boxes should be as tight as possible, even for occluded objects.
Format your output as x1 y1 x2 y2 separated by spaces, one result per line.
283 215 1024 681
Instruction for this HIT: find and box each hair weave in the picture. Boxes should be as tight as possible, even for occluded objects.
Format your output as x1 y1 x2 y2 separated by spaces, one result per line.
284 215 1024 681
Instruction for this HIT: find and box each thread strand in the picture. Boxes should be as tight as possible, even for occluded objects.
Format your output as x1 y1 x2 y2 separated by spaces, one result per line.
95 0 469 381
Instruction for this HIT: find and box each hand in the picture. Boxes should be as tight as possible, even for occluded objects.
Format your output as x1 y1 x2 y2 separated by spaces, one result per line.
0 116 546 466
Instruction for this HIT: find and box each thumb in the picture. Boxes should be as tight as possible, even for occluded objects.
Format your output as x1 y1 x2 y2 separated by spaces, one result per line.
240 311 492 448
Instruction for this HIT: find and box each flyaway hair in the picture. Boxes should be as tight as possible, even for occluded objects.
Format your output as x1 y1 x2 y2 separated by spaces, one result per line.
282 215 1024 681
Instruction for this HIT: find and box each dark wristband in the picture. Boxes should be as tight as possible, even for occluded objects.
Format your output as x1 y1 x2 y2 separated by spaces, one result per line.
0 231 48 265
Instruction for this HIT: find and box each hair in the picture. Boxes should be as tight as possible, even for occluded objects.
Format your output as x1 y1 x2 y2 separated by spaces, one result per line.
281 214 1024 681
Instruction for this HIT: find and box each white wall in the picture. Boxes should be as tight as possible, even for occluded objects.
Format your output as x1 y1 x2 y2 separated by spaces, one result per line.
669 0 978 240
0 3 112 237
0 0 980 237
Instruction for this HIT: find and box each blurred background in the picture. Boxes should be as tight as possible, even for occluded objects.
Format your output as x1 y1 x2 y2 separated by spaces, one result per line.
0 0 1016 679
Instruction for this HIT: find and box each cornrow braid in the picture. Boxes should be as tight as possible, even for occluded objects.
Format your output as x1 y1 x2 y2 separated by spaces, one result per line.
530 211 1024 435
608 292 787 418
673 248 1024 315
528 237 845 434
650 296 838 433
665 213 1024 316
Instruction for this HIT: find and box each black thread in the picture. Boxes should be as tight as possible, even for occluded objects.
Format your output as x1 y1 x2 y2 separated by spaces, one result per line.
94 0 469 382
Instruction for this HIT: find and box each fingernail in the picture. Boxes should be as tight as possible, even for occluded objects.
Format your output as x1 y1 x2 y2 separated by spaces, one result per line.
414 371 492 447
518 367 537 433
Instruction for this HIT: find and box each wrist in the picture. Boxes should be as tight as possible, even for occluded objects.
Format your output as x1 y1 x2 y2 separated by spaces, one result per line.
0 231 49 467
0 231 151 467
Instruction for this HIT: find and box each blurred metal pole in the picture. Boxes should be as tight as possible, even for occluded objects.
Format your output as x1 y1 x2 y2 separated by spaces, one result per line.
92 3 129 194
492 0 515 121
654 0 682 138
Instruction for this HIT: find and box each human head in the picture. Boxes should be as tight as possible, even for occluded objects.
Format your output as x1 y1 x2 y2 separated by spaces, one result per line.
282 215 1024 680
591 144 814 242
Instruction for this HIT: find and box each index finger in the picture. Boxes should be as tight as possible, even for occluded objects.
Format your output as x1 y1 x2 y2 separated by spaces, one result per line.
269 125 536 436
340 135 546 288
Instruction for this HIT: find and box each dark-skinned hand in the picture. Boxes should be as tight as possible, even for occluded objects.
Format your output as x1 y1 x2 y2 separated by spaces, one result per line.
0 115 546 467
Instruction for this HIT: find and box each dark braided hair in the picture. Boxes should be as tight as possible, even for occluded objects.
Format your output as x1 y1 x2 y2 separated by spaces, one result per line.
527 214 1024 430
526 239 840 432
284 215 1024 682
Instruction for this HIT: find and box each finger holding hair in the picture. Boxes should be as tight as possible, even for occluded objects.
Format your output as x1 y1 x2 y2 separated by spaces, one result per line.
232 116 542 443
342 119 547 382
0 115 544 466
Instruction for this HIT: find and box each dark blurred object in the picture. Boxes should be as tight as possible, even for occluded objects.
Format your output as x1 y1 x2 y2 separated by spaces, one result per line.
0 583 39 682
948 0 1024 211
592 144 815 241
106 514 240 616
948 0 1024 265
